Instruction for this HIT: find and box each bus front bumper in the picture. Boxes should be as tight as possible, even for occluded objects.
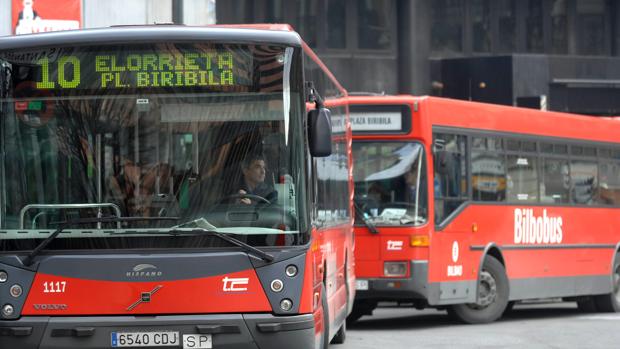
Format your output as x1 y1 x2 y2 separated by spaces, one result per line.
0 313 315 349
355 261 429 301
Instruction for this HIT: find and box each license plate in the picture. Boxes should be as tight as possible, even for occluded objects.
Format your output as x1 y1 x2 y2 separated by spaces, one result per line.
111 331 179 347
356 279 369 290
183 334 213 349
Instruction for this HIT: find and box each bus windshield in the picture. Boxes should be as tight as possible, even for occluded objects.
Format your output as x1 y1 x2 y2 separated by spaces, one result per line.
0 42 308 250
352 142 427 226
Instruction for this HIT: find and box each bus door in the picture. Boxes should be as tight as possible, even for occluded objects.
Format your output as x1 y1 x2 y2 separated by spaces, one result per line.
431 132 477 305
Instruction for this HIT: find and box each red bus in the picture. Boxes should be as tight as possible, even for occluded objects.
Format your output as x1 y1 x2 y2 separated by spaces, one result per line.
347 94 620 324
0 24 353 348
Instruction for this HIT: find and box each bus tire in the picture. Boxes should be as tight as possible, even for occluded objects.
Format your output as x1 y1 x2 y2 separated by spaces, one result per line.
330 319 346 344
320 283 330 349
449 256 509 324
593 252 620 313
346 300 377 325
576 298 598 313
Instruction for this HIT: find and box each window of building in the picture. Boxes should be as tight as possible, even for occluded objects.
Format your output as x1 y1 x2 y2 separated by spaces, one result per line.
526 0 544 53
296 0 319 48
326 0 346 49
471 0 491 52
576 0 606 55
498 0 516 52
431 0 464 54
265 0 285 22
551 0 568 54
357 0 392 50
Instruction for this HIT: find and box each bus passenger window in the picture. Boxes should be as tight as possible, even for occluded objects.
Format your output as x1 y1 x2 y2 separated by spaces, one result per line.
598 162 620 205
506 155 538 202
540 158 569 203
570 160 598 205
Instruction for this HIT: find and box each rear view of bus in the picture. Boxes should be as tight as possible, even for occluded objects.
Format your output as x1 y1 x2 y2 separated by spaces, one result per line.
0 26 351 349
347 95 430 322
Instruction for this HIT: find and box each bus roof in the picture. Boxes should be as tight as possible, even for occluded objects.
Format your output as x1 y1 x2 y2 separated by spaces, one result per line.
0 25 302 51
347 95 620 144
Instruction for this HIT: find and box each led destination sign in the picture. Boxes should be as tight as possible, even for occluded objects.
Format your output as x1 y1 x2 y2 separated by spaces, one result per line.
36 50 240 90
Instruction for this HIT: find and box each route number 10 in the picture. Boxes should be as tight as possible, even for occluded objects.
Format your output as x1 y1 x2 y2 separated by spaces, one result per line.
37 56 81 89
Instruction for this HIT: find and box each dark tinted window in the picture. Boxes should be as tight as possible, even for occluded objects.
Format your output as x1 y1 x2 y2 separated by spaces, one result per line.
498 0 517 52
472 0 491 52
358 0 392 50
431 0 464 53
526 0 544 52
576 0 606 55
551 0 568 54
327 0 346 49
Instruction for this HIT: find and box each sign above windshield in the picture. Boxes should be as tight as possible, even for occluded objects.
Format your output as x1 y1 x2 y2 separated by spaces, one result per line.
349 104 411 134
3 43 287 95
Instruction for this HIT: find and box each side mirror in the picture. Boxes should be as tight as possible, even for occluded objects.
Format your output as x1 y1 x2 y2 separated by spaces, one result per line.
308 107 332 157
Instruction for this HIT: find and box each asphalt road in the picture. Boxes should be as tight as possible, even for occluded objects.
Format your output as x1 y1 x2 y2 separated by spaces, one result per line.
338 302 620 348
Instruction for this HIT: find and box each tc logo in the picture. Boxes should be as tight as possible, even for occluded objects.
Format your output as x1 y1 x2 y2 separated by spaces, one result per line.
452 241 459 263
387 240 404 251
222 277 249 292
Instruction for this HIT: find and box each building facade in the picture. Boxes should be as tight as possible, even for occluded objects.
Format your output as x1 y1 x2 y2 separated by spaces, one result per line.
217 0 620 115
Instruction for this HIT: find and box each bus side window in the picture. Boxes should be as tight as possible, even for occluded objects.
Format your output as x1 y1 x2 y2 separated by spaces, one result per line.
433 133 468 224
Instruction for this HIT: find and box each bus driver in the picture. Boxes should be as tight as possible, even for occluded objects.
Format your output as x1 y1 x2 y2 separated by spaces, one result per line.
235 153 277 205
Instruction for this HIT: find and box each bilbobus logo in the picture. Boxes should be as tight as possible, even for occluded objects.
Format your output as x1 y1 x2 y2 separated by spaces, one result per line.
514 208 563 244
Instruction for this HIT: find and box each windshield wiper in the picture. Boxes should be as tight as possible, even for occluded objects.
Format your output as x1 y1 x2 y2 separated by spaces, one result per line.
111 227 275 263
22 216 179 266
353 200 379 234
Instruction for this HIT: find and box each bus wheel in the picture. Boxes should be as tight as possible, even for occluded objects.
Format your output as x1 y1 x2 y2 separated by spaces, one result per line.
320 283 330 349
449 256 509 324
576 298 598 312
330 318 346 344
593 252 620 312
347 300 377 325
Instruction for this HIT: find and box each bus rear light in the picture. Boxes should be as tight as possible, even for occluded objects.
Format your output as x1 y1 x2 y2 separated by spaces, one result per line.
410 235 429 247
384 262 408 277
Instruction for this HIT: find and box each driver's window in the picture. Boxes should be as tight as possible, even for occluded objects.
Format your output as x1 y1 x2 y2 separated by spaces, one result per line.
433 133 468 225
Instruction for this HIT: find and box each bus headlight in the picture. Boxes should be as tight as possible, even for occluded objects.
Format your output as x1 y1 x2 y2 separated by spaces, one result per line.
280 299 293 311
0 271 7 283
285 265 298 277
384 262 408 277
10 284 22 298
270 279 284 293
2 304 14 317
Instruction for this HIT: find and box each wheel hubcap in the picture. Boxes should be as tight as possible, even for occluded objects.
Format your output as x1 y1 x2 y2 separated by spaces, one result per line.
470 270 497 309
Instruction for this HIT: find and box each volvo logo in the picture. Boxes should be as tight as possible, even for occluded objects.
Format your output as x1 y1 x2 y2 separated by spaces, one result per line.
127 285 163 311
33 304 67 310
126 264 163 278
